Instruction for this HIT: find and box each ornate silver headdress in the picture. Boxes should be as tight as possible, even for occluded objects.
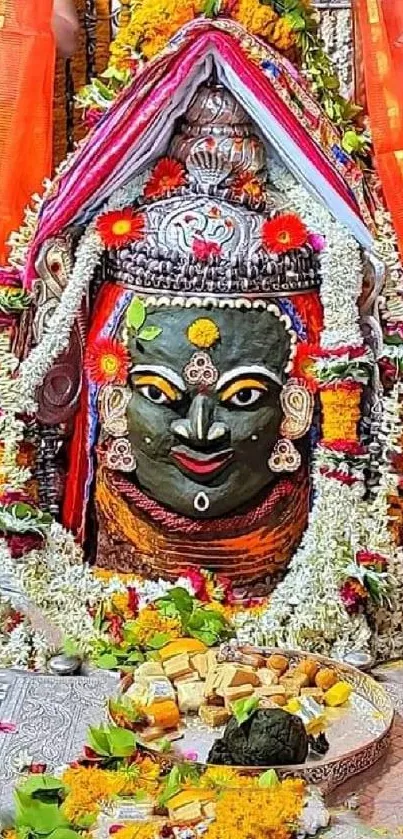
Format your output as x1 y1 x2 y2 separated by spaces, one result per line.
104 82 321 301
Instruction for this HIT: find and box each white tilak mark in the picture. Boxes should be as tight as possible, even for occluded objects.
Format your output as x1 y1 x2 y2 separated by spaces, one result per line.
194 492 210 512
196 403 204 441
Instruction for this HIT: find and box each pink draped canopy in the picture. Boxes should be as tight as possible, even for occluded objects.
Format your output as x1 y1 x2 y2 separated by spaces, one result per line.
24 19 373 287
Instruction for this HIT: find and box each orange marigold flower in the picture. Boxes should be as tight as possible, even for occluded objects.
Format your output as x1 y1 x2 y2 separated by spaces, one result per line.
262 213 308 254
144 158 186 199
97 208 145 248
85 338 130 386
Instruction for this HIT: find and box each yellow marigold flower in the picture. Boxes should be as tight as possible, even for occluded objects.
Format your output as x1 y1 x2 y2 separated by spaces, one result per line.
135 606 181 645
61 767 122 823
205 779 306 839
111 592 130 615
2 830 18 839
113 825 157 839
200 766 239 788
187 318 221 348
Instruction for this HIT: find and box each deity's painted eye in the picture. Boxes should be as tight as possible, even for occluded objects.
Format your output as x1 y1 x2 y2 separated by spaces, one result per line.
133 375 180 405
219 378 268 408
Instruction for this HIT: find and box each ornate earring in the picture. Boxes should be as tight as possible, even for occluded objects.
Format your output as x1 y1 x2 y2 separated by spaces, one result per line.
280 379 314 440
268 379 314 474
268 439 301 473
98 384 136 473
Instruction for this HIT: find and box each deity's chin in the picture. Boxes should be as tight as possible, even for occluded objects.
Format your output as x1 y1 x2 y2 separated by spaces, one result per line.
128 460 280 519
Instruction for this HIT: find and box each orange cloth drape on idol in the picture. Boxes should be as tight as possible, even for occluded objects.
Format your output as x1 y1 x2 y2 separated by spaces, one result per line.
0 0 55 265
356 0 403 257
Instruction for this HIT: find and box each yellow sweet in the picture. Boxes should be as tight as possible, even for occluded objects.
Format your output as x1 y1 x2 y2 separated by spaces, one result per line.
158 638 207 661
324 681 352 707
168 789 216 810
284 698 301 714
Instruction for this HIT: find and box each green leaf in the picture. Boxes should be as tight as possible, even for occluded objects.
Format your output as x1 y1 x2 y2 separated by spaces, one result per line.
49 829 82 839
63 639 81 658
190 630 220 645
126 297 146 331
107 726 137 757
19 777 66 799
189 629 218 647
258 769 280 788
147 632 172 650
232 696 259 726
15 792 69 835
87 725 111 756
158 765 200 806
157 587 194 619
126 650 145 664
203 0 221 15
73 812 98 829
155 738 173 753
284 10 306 31
94 653 119 670
137 325 163 342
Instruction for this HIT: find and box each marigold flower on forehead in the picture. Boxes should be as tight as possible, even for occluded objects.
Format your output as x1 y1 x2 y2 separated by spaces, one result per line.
97 208 146 248
85 338 130 386
187 318 220 349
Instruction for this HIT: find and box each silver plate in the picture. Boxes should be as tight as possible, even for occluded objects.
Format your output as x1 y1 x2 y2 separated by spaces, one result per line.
119 648 394 794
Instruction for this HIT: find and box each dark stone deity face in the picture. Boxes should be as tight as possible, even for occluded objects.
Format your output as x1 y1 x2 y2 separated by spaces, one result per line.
125 305 293 518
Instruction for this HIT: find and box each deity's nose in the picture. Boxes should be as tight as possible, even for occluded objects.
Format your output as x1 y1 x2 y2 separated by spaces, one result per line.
171 394 228 447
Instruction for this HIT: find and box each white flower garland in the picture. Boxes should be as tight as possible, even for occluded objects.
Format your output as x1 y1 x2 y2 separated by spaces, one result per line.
269 158 364 348
18 225 103 400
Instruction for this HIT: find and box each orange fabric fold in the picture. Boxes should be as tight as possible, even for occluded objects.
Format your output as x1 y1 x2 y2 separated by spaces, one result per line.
0 0 55 265
356 0 403 258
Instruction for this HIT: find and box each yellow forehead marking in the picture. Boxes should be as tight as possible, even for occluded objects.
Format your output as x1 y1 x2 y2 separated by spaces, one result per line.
133 374 179 401
187 318 220 349
220 378 268 401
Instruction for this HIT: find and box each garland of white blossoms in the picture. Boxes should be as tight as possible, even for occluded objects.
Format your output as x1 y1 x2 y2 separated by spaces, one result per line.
269 156 363 347
233 159 373 656
17 172 149 403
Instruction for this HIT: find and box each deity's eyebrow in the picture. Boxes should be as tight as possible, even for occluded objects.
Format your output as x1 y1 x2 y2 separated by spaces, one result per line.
215 365 283 391
131 364 186 392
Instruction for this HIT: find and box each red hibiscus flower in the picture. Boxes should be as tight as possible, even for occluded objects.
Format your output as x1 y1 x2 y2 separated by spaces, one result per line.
356 550 388 571
96 208 146 249
340 579 368 614
85 338 130 386
183 568 209 602
109 615 124 644
262 213 308 254
4 610 24 633
192 239 222 261
127 586 140 616
6 533 44 558
144 158 186 199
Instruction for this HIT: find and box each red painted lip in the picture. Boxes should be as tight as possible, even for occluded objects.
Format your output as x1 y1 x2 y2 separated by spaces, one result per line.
171 447 234 478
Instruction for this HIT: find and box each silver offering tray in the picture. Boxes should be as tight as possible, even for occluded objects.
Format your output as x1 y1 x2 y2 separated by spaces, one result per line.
118 647 394 794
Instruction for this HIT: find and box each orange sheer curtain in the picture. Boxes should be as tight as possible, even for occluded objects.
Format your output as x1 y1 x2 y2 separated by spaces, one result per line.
356 0 403 257
0 0 55 265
